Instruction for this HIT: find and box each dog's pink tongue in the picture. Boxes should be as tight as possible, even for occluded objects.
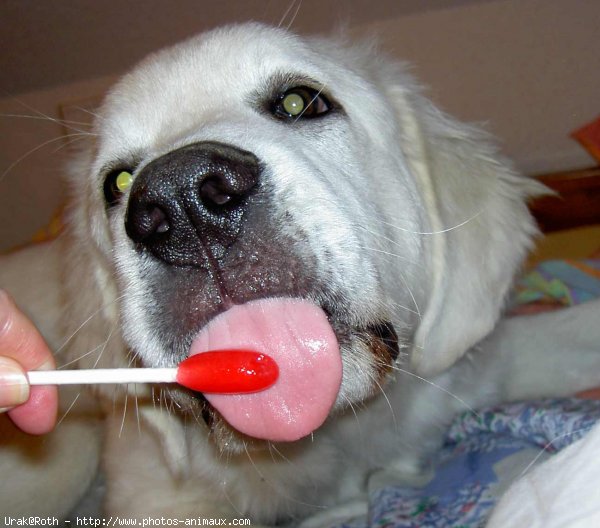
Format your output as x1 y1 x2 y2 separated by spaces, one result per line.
189 298 341 442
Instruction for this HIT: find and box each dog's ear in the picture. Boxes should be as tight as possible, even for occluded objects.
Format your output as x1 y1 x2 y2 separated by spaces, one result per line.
387 77 547 377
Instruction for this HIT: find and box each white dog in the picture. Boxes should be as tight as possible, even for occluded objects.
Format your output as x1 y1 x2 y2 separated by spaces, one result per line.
1 23 599 526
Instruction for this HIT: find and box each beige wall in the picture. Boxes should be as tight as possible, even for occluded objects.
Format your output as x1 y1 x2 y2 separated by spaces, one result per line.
353 0 599 174
0 75 116 251
1 0 598 252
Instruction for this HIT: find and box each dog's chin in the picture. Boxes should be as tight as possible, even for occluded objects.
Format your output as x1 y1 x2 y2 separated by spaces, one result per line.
163 386 258 455
156 312 401 455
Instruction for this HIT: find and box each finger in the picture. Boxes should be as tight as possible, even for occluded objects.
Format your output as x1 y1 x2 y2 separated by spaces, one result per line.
0 289 58 434
0 355 29 409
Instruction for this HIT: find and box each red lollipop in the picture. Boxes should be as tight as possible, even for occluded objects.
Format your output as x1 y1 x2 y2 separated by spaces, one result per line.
26 349 279 394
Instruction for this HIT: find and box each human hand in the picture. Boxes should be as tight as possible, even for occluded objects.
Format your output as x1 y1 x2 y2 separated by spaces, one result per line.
0 289 57 434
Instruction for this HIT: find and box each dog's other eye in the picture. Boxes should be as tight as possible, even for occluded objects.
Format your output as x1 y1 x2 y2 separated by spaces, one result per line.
103 169 134 207
273 86 331 120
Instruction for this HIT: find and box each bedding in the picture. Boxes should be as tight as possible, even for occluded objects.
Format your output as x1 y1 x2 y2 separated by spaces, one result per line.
333 399 600 527
512 259 600 308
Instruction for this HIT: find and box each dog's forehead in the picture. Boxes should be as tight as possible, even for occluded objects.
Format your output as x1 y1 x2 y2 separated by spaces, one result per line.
97 24 332 154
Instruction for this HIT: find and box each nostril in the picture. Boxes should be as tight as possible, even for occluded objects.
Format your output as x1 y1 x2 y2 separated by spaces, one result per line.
123 142 260 265
144 206 170 235
126 203 171 243
199 177 234 208
154 209 170 234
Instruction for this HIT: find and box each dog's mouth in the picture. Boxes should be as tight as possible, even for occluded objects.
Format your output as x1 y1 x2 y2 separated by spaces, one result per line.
156 295 399 451
186 297 342 443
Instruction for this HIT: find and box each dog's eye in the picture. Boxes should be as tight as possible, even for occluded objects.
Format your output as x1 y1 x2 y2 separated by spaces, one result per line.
273 86 331 120
103 169 134 207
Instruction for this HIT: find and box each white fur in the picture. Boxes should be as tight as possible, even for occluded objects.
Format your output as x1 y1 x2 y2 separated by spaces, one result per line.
1 23 599 525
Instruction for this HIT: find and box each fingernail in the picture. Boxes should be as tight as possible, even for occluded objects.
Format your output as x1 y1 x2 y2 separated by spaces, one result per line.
38 358 56 371
0 356 30 409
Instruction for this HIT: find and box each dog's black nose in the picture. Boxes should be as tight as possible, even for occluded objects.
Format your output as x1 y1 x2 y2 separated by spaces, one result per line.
125 141 259 266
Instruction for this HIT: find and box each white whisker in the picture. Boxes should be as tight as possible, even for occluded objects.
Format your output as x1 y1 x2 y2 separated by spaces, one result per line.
52 133 89 153
0 112 95 130
397 269 422 320
294 83 326 123
55 392 81 429
371 376 397 431
119 388 129 438
392 365 482 419
285 0 303 30
241 442 327 512
361 245 417 265
55 293 126 355
519 425 595 478
133 384 141 436
0 95 98 135
0 133 89 184
58 343 105 369
380 210 484 236
278 0 302 29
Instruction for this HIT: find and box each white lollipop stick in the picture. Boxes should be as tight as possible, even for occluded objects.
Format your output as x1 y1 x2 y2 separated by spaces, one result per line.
27 368 177 386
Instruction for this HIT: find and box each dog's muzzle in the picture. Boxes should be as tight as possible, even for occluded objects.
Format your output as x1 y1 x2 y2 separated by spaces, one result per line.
118 140 401 449
125 141 260 266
